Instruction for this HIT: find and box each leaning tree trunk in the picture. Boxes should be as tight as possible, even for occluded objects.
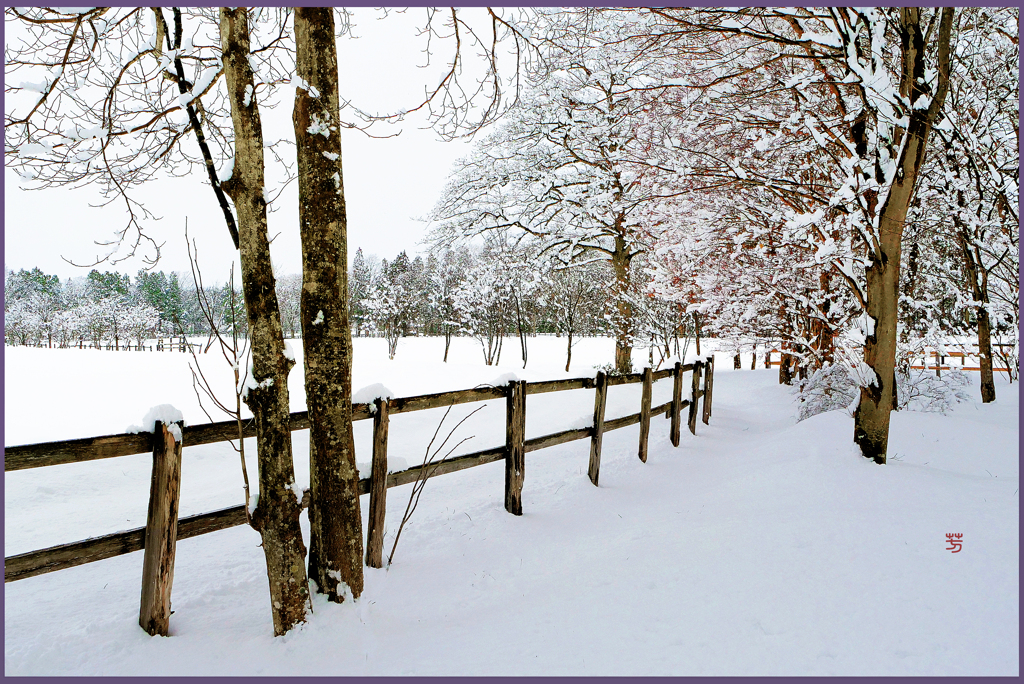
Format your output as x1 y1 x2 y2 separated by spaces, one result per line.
219 7 310 636
293 6 364 603
853 8 953 464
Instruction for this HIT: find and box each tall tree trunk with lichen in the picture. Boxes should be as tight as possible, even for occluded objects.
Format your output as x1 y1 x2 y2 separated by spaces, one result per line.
292 7 364 603
219 7 310 635
853 8 954 464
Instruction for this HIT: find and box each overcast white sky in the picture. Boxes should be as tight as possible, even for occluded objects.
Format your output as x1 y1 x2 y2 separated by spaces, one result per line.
4 8 487 282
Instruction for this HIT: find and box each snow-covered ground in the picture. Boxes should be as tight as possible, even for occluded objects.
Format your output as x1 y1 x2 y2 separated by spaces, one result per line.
4 336 1019 676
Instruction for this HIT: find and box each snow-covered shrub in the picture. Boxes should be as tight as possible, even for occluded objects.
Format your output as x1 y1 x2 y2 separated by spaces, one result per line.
798 363 973 421
591 362 624 377
797 363 859 421
895 369 972 414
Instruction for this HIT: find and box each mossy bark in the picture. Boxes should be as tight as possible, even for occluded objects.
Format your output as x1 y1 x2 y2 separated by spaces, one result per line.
220 7 310 635
293 7 364 602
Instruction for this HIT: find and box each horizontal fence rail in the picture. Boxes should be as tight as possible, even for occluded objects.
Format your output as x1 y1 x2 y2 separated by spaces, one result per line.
4 365 693 472
761 347 1014 373
5 361 711 587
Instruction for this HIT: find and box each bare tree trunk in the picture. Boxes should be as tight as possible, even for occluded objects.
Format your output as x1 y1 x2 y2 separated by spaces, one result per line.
514 293 528 369
854 8 954 464
565 330 573 372
611 234 634 374
952 178 997 403
976 305 996 403
293 6 363 603
692 312 701 357
219 7 309 636
779 341 794 386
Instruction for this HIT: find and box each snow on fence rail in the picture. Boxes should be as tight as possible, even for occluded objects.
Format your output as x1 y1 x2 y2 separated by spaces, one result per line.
4 358 715 601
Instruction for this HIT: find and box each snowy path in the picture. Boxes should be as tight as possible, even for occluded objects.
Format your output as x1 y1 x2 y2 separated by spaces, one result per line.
4 342 1018 676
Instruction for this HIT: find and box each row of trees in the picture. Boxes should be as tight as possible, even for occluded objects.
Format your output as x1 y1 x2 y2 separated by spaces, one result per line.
428 7 1019 466
352 244 614 370
4 266 245 348
7 239 681 376
4 6 1017 637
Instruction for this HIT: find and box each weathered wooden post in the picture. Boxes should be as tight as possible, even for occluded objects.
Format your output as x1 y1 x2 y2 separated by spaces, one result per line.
702 355 715 424
688 360 703 435
139 420 183 637
588 371 608 485
365 398 389 568
504 380 526 515
638 366 653 463
670 362 683 447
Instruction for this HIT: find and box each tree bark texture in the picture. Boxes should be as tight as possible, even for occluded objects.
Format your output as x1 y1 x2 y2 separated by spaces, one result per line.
293 7 364 602
779 345 794 386
854 8 954 464
139 421 183 637
220 7 310 636
953 182 997 403
610 233 634 374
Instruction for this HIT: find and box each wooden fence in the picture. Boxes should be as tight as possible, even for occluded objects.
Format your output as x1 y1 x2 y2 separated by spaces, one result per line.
760 345 1013 374
4 358 715 633
12 338 205 353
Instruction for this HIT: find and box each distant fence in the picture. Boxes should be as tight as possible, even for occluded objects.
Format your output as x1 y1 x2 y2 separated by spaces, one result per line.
758 344 1014 374
4 358 715 633
10 337 205 353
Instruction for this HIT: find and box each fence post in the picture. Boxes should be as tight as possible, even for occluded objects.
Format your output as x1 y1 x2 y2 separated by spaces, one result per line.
139 420 183 637
505 380 526 515
702 355 715 424
365 398 389 568
588 371 608 486
688 360 703 435
638 366 653 463
670 362 683 447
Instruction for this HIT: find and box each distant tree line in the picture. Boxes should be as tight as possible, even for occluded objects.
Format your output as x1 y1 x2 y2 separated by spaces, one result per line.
6 238 697 371
350 240 694 371
4 266 245 348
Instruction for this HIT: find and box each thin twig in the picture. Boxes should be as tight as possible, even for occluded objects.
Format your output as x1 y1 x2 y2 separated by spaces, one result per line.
386 404 484 566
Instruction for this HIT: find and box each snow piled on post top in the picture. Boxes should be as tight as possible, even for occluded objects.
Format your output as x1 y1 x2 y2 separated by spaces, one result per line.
126 404 185 442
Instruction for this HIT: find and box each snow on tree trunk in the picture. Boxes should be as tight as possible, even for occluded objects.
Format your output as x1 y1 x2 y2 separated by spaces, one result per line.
292 7 364 603
219 7 309 636
854 9 954 464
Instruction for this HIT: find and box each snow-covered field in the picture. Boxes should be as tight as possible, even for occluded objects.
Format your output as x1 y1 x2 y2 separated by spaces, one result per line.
4 336 1019 676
